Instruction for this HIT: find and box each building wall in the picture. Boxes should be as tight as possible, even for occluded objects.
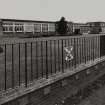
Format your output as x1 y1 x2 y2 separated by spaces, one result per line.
0 19 3 35
87 22 105 34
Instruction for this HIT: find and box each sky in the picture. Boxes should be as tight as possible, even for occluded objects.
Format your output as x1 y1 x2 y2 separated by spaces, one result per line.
0 0 105 23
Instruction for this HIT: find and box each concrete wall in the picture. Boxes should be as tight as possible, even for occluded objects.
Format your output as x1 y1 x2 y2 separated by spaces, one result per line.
1 59 105 105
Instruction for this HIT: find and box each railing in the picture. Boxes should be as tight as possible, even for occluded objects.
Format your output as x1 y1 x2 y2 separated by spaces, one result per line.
0 35 105 92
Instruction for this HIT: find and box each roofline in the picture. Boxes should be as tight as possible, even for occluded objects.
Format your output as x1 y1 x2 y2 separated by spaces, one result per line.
0 18 55 23
86 21 105 24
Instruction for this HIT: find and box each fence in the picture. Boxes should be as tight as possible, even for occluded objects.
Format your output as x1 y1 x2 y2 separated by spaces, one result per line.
0 35 104 92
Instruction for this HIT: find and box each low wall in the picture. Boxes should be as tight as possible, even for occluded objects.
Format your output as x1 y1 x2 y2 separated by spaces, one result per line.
1 58 105 105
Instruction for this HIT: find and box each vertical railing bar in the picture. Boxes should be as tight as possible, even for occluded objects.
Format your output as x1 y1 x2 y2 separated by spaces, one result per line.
88 38 89 61
99 36 100 58
89 38 91 61
82 38 84 63
86 37 88 63
36 41 38 79
85 37 88 62
30 42 33 81
58 40 60 72
93 37 95 60
25 43 27 87
87 38 89 62
93 37 95 61
62 39 64 73
90 38 92 60
77 38 78 66
18 43 21 86
97 36 99 59
71 38 73 67
84 37 86 64
65 39 67 69
79 38 81 65
91 37 93 61
68 38 70 68
46 41 48 79
80 38 82 64
86 38 88 62
78 38 80 65
79 38 81 64
72 38 74 67
50 40 53 75
94 37 96 60
74 38 76 68
12 44 14 88
77 38 79 66
67 39 69 68
88 38 90 60
91 37 93 60
96 36 97 59
54 40 57 73
95 37 97 59
77 38 79 65
4 44 7 90
96 36 98 59
88 38 90 61
41 41 43 78
81 37 83 64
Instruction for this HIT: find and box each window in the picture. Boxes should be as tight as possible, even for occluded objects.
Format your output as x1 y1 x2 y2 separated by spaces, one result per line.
14 23 24 32
42 24 48 32
48 23 55 32
2 23 13 32
34 24 41 32
14 25 24 32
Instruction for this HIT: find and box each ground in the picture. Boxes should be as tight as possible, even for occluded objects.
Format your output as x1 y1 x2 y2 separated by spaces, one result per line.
78 82 105 105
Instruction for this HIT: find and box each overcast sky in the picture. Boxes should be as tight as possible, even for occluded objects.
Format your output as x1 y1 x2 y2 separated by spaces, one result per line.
0 0 105 23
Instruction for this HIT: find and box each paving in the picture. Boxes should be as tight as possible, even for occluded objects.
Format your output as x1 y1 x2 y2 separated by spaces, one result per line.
77 77 105 105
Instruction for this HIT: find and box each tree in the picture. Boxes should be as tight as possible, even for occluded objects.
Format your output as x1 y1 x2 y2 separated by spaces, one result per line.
56 17 68 35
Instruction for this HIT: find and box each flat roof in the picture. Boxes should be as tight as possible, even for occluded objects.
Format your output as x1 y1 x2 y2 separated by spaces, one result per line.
0 18 55 23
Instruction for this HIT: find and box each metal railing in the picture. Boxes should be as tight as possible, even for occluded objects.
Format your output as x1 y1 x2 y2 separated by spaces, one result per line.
0 35 103 92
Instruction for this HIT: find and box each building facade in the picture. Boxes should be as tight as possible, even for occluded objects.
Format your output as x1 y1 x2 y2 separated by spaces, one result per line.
87 22 105 34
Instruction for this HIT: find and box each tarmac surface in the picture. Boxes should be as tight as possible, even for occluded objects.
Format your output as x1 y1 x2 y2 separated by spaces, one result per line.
78 79 105 105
